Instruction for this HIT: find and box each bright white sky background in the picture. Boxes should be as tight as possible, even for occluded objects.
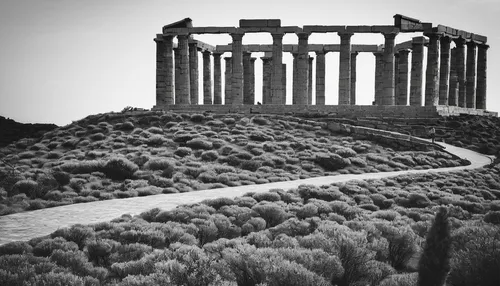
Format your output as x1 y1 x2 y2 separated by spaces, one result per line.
0 0 498 126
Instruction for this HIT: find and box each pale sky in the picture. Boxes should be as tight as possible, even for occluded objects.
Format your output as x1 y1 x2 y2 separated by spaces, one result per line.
0 0 498 125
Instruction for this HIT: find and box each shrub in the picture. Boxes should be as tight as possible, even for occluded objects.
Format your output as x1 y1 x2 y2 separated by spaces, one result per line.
174 147 192 157
10 179 38 198
89 132 106 141
102 157 138 180
314 153 350 171
120 121 135 131
143 158 174 171
418 207 450 286
201 150 218 161
0 241 33 255
186 138 212 150
386 229 418 271
484 211 500 225
52 170 71 186
60 160 104 174
252 202 287 227
33 237 79 257
241 160 261 172
252 117 268 125
51 225 95 249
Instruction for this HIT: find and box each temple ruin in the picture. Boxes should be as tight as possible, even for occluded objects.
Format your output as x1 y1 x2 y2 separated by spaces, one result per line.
153 14 496 118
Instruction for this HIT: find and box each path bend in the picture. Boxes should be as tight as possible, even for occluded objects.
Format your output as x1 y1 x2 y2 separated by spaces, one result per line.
0 140 493 245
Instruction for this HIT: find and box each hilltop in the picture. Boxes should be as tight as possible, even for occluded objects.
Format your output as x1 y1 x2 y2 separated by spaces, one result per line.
0 116 57 148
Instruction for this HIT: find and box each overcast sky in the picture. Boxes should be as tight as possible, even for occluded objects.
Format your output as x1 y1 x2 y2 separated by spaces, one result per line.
0 0 498 125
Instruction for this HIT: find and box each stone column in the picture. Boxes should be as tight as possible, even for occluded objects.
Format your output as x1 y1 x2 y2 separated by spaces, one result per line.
373 52 384 105
292 53 298 104
230 33 244 105
174 47 181 103
454 37 467 107
409 37 425 106
250 57 256 105
394 53 400 104
448 48 459 106
295 32 309 105
466 41 477 108
308 56 314 104
243 52 252 104
176 34 190 104
188 42 199 104
271 32 284 104
424 33 441 106
338 33 353 105
213 52 222 105
154 35 174 106
350 52 358 105
261 56 272 104
315 51 326 105
224 57 232 104
381 32 397 105
202 50 212 105
476 44 489 109
396 49 410 105
439 36 451 105
282 63 287 104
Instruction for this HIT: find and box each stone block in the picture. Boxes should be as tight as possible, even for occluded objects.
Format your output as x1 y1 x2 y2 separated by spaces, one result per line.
267 19 281 27
472 34 487 43
215 45 232 52
240 19 269 27
346 26 373 33
303 25 345 33
246 44 261 52
282 26 301 33
371 26 399 33
353 45 378 52
324 44 340 52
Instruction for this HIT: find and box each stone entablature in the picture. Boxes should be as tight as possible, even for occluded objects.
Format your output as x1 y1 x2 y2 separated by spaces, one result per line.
154 14 490 115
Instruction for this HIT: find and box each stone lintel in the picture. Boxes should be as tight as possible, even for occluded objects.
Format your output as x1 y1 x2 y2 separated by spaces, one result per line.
303 25 346 33
239 19 281 28
435 25 487 43
188 39 215 52
353 45 379 52
412 36 427 44
281 26 302 33
346 26 372 33
215 44 384 54
162 18 193 33
163 27 238 34
371 26 400 33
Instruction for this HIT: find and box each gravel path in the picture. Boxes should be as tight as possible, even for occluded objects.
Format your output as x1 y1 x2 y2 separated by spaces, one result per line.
0 140 493 245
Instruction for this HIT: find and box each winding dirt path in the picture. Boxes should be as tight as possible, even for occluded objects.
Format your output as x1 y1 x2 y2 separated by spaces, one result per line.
0 140 493 245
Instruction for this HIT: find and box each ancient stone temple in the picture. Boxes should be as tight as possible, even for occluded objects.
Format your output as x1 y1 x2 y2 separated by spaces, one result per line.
153 15 496 118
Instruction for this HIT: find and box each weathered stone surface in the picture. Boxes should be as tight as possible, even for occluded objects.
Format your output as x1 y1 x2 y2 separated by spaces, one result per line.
410 37 424 106
438 37 451 105
381 32 397 105
189 42 199 104
466 41 477 108
308 56 314 105
350 52 358 105
239 19 281 28
224 57 232 104
281 63 287 105
213 52 222 104
243 52 252 104
373 52 384 105
338 33 353 105
448 48 459 106
476 44 488 109
424 33 441 106
271 33 284 104
295 32 309 105
315 51 326 105
454 37 467 107
262 56 272 104
203 51 212 104
230 33 244 105
396 50 409 105
176 34 191 104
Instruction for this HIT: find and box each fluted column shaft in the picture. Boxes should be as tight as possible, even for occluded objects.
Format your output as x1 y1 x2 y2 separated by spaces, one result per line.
394 53 400 104
176 34 190 104
295 33 309 105
315 51 326 105
250 58 256 105
202 51 212 105
373 52 384 105
448 48 459 106
350 52 358 105
396 50 409 105
188 42 199 104
292 53 298 104
174 48 181 103
281 63 287 104
213 52 222 105
410 37 425 106
308 56 314 104
476 44 489 109
271 33 284 104
454 37 467 107
424 33 441 106
381 33 397 105
466 41 477 108
230 33 244 105
439 37 451 105
262 57 272 104
243 52 252 104
224 57 232 104
338 33 353 105
155 35 174 106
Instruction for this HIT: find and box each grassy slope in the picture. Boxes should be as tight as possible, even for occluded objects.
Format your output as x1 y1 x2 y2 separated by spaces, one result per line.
0 111 463 215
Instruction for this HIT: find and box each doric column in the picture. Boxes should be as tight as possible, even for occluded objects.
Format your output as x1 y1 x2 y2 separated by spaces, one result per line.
188 42 199 104
174 47 181 103
176 34 190 104
154 35 174 106
315 51 326 105
308 56 314 104
373 52 384 105
213 52 222 105
454 37 467 107
424 32 441 106
350 52 358 105
250 57 256 105
271 32 284 104
394 53 400 104
295 32 309 105
282 63 287 104
381 32 397 105
230 32 244 105
243 52 252 104
409 37 425 106
338 33 353 105
439 36 452 105
476 44 489 109
466 41 477 108
396 49 410 105
261 56 272 104
448 48 459 106
224 57 232 104
292 53 298 104
202 50 212 105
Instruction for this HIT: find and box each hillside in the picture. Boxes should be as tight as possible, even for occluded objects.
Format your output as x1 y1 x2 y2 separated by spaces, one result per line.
0 111 465 215
0 116 58 148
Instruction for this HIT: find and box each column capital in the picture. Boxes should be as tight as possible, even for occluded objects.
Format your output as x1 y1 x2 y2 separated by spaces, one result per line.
423 32 443 39
308 56 314 62
176 33 190 39
202 50 212 55
477 43 490 50
373 51 384 57
250 57 257 62
230 32 245 41
261 56 272 61
212 51 223 57
453 36 467 46
382 32 398 39
271 32 285 39
440 36 452 44
338 32 354 39
315 50 328 56
296 32 310 40
351 51 359 56
224 56 232 61
398 49 410 55
466 41 477 48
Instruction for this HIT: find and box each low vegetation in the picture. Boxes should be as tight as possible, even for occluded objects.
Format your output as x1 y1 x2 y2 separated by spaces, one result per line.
0 111 465 215
1 162 499 285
